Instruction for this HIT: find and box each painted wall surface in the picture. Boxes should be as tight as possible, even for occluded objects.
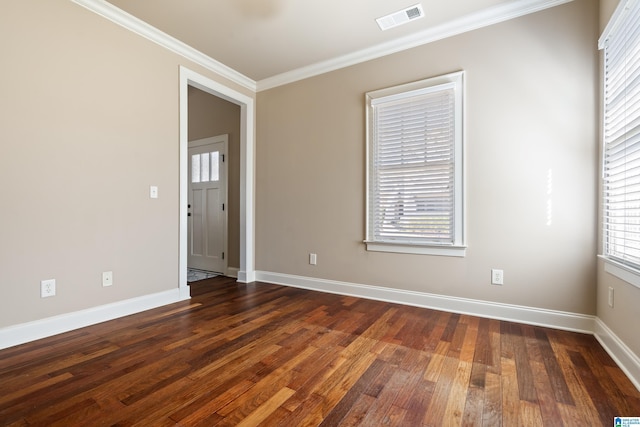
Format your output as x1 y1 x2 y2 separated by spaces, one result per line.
1 0 619 348
596 0 640 359
256 0 599 314
188 87 241 269
0 0 253 328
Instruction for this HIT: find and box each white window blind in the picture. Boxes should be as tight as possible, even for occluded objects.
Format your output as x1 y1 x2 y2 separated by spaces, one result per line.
601 0 640 268
366 72 465 256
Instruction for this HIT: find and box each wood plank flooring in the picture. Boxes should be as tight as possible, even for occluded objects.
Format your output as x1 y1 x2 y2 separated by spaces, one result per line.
1 276 639 426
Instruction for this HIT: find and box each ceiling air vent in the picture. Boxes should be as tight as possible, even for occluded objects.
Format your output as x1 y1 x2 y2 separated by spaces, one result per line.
376 4 424 31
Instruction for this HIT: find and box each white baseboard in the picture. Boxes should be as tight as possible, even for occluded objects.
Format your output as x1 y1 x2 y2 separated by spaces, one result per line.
5 271 637 392
594 318 640 392
237 269 255 284
256 271 640 391
0 289 189 350
255 271 595 333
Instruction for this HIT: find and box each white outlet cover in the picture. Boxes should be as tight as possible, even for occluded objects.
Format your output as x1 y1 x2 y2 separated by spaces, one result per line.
41 279 56 298
491 269 504 285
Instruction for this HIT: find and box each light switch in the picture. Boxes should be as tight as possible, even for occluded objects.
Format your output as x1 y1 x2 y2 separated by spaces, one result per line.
102 271 113 287
150 186 158 199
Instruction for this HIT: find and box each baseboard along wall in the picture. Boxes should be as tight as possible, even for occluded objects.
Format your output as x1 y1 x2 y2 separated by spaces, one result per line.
1 271 638 391
0 289 189 350
255 270 640 391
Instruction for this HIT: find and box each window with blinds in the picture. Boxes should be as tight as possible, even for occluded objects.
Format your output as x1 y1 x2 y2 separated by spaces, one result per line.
365 72 465 256
601 0 640 269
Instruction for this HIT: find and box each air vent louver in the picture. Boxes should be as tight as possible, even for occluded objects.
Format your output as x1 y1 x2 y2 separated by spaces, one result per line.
376 4 424 31
405 6 421 19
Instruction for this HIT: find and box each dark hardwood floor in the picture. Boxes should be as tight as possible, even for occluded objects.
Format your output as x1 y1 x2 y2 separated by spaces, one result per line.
1 276 639 426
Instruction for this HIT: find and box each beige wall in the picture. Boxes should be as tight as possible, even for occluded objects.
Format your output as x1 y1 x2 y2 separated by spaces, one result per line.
0 0 253 328
596 0 640 358
256 0 599 314
4 0 630 357
188 87 241 269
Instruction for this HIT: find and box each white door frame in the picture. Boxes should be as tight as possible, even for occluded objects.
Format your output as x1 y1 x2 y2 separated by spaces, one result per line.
179 66 255 298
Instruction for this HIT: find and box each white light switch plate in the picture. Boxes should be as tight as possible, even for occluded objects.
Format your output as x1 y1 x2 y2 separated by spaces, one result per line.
102 271 113 287
150 186 158 199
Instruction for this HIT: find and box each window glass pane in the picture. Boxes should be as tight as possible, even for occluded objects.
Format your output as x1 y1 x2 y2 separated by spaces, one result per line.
201 152 210 182
191 154 200 183
210 151 219 182
366 72 464 252
603 0 640 269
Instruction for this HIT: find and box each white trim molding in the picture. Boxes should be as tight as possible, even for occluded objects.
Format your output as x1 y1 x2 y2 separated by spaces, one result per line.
70 0 572 93
255 271 640 390
364 242 467 257
179 67 256 287
255 271 595 333
600 255 640 290
70 0 256 92
4 272 638 392
0 289 189 351
594 318 640 391
257 0 574 91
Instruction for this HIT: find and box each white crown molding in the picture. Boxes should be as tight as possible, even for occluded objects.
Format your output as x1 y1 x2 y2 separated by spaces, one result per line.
70 0 257 92
71 0 571 93
257 0 574 91
255 271 595 333
594 318 640 392
0 289 189 350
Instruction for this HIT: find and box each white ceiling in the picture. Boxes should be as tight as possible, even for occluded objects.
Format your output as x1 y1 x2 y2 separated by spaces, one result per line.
101 0 571 88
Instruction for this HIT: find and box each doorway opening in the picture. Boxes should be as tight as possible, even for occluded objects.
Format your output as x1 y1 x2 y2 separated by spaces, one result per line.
179 66 255 298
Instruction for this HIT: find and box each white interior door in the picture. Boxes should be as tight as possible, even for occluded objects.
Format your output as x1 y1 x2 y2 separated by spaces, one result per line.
188 135 228 273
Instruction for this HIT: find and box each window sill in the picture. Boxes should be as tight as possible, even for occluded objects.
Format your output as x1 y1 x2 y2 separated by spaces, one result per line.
599 255 640 290
365 241 466 257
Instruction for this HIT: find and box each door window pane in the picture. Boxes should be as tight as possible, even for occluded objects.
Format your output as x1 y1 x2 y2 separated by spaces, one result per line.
191 151 221 183
191 154 200 183
201 152 210 182
210 152 219 182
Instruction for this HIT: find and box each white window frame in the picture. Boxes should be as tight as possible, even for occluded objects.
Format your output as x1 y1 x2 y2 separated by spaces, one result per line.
365 71 466 257
600 0 640 288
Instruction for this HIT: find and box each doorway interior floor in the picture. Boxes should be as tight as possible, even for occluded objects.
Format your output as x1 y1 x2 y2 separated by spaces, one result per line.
187 268 219 283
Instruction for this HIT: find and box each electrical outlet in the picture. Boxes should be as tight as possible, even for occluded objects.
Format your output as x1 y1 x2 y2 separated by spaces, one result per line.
102 271 113 287
491 269 504 285
608 286 614 308
41 279 56 298
309 253 317 265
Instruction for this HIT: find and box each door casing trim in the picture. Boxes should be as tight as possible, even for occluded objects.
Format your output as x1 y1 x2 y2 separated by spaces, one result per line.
179 66 255 297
